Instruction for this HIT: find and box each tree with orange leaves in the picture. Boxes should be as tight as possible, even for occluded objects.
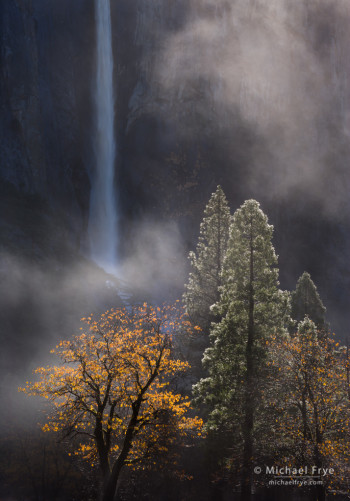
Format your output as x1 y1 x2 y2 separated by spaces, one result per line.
268 317 350 500
20 303 202 501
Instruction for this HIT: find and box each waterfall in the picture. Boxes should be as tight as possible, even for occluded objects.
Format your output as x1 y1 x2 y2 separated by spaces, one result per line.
88 0 117 273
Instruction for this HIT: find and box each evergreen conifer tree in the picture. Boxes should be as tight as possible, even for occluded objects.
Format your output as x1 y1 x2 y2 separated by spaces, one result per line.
183 185 231 334
194 200 290 501
291 272 327 333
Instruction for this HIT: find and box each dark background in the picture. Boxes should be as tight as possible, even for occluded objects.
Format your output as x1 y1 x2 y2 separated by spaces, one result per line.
0 2 349 497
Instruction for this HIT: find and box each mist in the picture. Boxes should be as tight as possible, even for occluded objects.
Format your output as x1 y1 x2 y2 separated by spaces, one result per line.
0 251 118 428
119 219 187 298
1 2 350 497
0 216 189 432
2 0 350 427
155 0 350 218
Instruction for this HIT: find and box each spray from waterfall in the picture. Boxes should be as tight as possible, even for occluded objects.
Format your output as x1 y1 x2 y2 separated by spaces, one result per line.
88 0 117 274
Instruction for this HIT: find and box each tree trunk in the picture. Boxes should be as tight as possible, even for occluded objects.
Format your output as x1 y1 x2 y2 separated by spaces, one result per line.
101 408 137 501
101 462 124 501
241 229 255 501
101 367 160 501
311 393 325 501
241 353 254 501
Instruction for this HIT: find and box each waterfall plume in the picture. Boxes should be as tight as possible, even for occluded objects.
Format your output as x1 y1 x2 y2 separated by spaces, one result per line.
88 0 117 273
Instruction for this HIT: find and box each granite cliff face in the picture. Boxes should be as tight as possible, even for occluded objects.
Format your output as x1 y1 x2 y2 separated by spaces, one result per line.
2 1 350 222
1 0 350 334
0 0 221 252
0 0 94 250
113 1 350 342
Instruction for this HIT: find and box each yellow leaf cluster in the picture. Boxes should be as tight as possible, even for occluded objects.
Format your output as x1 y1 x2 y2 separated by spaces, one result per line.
20 303 202 472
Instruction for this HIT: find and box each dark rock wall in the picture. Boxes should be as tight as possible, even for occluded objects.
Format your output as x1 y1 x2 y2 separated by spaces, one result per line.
112 0 350 336
0 0 94 243
1 0 349 335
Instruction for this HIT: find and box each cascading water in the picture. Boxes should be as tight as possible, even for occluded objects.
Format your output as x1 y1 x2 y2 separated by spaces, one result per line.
88 0 117 273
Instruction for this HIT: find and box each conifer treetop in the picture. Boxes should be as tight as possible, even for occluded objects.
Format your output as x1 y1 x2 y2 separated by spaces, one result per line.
183 185 231 331
291 271 327 331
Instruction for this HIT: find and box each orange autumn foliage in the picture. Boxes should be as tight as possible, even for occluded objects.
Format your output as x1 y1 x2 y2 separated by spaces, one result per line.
20 303 202 484
268 319 350 492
